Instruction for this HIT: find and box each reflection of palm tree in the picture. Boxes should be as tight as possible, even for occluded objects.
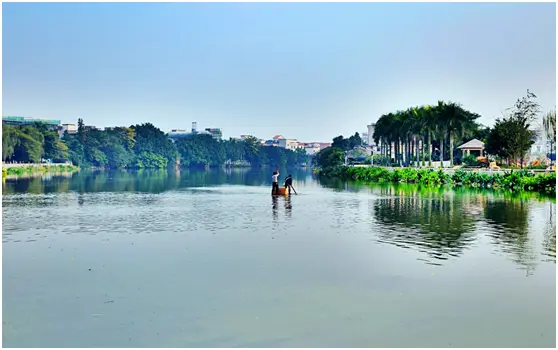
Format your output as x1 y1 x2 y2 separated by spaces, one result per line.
542 202 556 262
373 187 477 264
484 199 538 271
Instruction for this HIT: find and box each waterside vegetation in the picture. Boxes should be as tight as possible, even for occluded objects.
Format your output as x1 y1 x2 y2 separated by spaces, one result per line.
320 166 556 194
2 164 80 178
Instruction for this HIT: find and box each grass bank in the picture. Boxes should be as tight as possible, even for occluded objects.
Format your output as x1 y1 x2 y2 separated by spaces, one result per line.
318 166 556 194
3 164 80 178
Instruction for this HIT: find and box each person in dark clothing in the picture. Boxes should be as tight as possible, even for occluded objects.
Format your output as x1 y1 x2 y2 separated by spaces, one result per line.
284 174 293 195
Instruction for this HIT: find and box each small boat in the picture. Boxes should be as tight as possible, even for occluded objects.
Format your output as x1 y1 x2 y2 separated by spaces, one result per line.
272 187 289 196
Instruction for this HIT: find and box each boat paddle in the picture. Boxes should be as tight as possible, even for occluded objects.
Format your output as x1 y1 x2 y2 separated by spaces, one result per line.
290 185 298 195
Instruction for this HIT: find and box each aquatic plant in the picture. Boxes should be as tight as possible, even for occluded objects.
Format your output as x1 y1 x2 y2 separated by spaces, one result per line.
5 164 79 176
319 166 556 194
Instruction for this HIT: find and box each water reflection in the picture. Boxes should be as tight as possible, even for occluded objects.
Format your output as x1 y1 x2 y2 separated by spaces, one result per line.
3 168 555 268
2 168 312 195
371 186 478 265
271 195 293 222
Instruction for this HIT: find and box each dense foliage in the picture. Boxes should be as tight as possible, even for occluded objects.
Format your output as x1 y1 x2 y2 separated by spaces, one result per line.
3 123 69 163
331 133 363 151
320 166 556 194
3 120 309 169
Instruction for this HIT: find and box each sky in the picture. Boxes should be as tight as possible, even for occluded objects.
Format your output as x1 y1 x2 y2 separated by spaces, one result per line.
2 2 556 142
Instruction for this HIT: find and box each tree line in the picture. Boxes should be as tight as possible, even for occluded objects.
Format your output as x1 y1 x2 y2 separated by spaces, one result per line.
316 90 555 169
2 119 309 169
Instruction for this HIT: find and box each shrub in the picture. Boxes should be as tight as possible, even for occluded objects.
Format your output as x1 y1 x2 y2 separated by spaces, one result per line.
318 166 555 194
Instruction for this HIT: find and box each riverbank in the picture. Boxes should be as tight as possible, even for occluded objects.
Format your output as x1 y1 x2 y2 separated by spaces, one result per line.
318 166 556 194
2 164 80 178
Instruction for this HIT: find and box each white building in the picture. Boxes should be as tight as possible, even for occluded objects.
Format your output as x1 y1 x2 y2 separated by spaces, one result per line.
367 123 376 147
361 132 369 145
58 123 77 138
277 138 300 151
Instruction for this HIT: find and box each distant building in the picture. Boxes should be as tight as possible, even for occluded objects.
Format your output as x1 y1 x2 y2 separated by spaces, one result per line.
262 139 279 147
205 128 222 140
277 138 300 150
529 127 545 156
58 123 77 138
168 123 223 141
301 142 321 155
168 129 191 141
361 132 369 145
3 116 61 130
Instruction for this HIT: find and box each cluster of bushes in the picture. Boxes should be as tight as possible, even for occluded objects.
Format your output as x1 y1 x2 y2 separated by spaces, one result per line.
319 166 556 194
3 164 79 177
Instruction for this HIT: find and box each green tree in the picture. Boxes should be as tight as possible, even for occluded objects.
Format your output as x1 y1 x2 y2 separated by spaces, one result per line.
316 147 344 168
2 125 19 160
132 123 178 166
486 117 535 166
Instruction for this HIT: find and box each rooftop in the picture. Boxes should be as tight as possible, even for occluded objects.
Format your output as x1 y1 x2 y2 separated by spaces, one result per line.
457 138 484 149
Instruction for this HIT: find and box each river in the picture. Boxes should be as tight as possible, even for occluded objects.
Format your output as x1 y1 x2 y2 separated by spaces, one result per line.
2 168 556 347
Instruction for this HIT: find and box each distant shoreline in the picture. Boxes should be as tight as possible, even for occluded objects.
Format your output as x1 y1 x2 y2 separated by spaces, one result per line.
2 164 80 179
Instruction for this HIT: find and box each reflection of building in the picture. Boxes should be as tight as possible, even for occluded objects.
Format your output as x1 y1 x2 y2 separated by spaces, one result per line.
3 116 61 130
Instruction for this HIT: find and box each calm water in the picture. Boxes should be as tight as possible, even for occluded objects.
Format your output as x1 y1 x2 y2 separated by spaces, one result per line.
2 169 556 348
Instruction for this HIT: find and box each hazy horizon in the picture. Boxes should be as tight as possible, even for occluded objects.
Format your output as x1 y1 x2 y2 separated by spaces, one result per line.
2 2 556 142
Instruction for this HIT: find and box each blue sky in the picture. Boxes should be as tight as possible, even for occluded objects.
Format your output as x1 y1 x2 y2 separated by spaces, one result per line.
2 2 556 142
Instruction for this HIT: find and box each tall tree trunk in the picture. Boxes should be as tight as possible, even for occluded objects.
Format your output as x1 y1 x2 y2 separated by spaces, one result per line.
405 136 410 166
426 130 432 167
440 136 445 168
393 138 399 164
418 137 421 167
449 132 454 167
421 137 426 167
408 138 412 167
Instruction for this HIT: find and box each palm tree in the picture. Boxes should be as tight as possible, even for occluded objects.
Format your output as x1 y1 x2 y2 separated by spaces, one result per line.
432 101 447 167
422 104 436 167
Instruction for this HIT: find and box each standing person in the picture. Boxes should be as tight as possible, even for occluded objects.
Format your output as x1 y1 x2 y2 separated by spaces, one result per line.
271 166 280 195
284 174 293 195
